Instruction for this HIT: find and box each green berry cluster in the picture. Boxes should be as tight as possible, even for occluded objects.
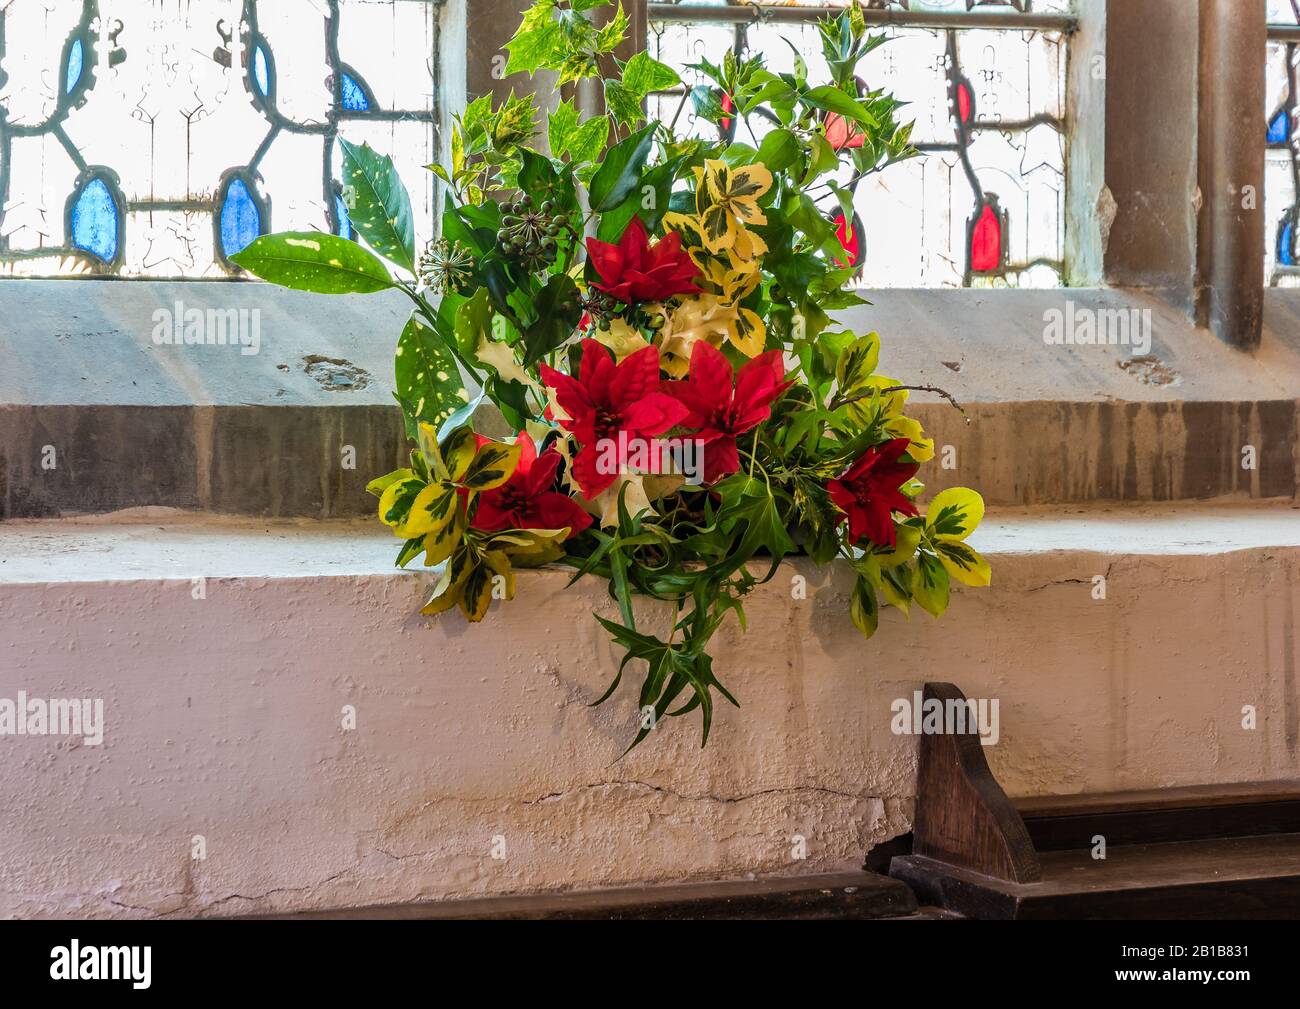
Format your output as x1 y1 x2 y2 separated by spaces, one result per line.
497 195 569 272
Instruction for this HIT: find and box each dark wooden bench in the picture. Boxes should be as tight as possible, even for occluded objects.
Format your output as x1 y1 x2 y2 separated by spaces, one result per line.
885 682 1300 919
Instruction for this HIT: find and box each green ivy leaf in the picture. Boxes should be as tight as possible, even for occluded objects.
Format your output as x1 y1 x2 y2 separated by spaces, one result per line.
620 51 681 97
231 232 394 293
548 99 609 163
603 79 644 129
338 138 415 272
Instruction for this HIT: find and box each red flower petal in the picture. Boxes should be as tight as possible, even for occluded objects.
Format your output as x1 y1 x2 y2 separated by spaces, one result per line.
608 344 663 410
688 339 734 400
623 391 689 436
585 235 626 287
577 338 615 389
618 215 652 274
571 444 616 499
702 437 741 484
532 493 594 538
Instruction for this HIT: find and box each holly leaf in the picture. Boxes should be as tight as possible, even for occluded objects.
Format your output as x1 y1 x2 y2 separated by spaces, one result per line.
595 4 629 55
548 99 609 163
604 80 644 129
504 2 563 76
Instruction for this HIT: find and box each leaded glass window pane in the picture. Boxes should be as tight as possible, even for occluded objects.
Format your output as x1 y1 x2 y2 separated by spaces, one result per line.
1267 1 1300 287
648 0 1069 288
0 0 438 278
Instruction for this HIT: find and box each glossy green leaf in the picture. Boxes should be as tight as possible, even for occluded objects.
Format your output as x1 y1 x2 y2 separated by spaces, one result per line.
395 315 468 437
231 232 393 293
588 123 656 212
338 138 416 272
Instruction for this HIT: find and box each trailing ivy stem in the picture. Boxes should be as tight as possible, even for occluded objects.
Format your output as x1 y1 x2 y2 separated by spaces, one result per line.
832 383 969 421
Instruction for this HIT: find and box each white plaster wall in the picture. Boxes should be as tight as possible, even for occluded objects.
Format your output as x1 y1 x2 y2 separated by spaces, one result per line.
1 508 1299 918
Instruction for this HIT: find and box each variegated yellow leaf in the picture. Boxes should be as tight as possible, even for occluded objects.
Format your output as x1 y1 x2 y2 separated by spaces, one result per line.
935 539 992 587
481 550 516 600
461 441 522 491
378 476 425 534
367 468 414 498
888 414 934 462
459 561 495 622
422 506 465 566
877 523 922 569
728 307 766 358
398 480 457 539
420 548 471 615
442 427 479 483
926 487 985 541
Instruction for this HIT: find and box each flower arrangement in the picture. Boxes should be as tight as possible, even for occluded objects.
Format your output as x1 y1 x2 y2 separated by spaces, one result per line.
232 1 990 749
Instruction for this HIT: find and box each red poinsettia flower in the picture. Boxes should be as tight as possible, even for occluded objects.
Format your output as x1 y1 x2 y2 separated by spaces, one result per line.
586 216 701 305
826 438 920 548
471 433 593 539
540 339 688 499
667 341 790 485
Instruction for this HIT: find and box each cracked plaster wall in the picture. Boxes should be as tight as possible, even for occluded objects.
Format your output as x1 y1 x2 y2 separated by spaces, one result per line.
3 543 1299 918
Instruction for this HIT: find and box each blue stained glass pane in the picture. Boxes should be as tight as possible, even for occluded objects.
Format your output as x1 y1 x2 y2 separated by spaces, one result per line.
1281 219 1295 267
340 73 370 111
253 44 270 97
70 177 118 262
334 193 353 238
1268 107 1290 144
220 178 261 258
65 38 83 95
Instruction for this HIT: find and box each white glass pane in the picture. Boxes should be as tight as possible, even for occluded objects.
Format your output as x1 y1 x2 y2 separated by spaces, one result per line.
0 0 438 277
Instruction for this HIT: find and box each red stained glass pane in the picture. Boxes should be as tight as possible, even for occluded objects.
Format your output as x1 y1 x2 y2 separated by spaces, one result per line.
826 112 865 151
970 203 1001 272
956 81 972 124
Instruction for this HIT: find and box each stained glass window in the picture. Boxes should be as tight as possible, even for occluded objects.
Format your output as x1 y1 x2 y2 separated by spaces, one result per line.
1267 1 1300 287
648 0 1071 288
0 0 439 278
